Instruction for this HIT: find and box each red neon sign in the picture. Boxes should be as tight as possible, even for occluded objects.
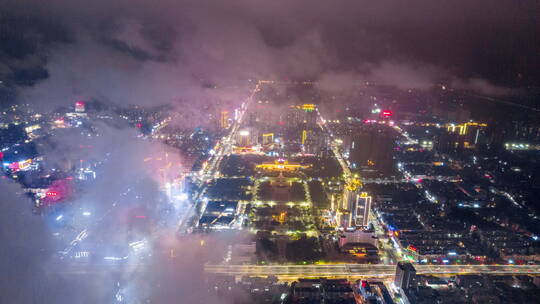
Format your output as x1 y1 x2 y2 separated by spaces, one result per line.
8 162 19 171
407 245 417 252
381 110 393 118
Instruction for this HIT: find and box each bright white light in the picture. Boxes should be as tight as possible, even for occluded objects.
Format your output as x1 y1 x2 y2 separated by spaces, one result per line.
56 215 63 221
74 251 89 258
239 130 250 136
129 240 147 251
82 211 91 216
177 193 189 201
104 256 126 261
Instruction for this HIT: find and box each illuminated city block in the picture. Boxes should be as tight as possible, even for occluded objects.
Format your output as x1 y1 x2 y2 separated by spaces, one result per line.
256 159 309 172
41 178 73 205
301 104 316 112
345 178 362 191
233 146 262 154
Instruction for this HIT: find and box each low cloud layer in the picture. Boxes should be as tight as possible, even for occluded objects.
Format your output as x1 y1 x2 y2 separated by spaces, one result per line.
1 0 537 115
0 122 250 303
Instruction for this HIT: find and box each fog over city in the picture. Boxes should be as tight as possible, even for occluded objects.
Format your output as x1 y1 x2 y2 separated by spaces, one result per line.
3 1 538 110
1 1 540 303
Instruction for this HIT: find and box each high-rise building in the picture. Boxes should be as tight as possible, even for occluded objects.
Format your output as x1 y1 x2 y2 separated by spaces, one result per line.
262 133 274 145
219 111 229 129
286 104 318 129
236 129 258 147
354 192 372 227
394 262 417 291
444 122 488 149
286 106 302 128
341 191 372 228
340 188 359 227
302 129 326 155
236 129 251 147
302 129 314 145
75 101 85 112
342 188 358 211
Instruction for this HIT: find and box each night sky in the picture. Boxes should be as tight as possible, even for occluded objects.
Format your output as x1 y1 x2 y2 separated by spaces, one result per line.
1 0 539 111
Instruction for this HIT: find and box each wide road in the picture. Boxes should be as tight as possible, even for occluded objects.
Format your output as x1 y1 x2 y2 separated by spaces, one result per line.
51 262 540 279
177 81 262 232
197 82 260 184
315 108 352 180
204 264 540 279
